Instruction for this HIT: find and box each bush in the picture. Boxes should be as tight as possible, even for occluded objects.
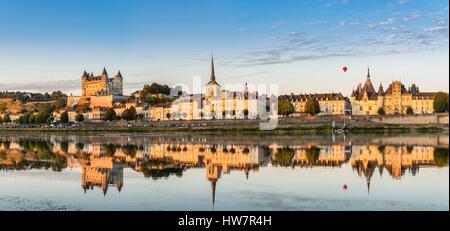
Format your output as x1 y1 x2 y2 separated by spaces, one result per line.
377 107 385 115
75 113 84 122
60 111 69 123
406 106 414 115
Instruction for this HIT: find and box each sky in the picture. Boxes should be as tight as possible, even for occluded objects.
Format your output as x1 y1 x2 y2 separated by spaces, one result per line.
0 0 448 95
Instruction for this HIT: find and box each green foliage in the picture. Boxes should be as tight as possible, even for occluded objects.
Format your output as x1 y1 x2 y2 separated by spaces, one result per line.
60 141 69 153
305 146 321 165
104 108 116 121
0 91 67 104
122 106 137 121
434 147 449 168
305 99 321 116
433 92 449 113
406 106 414 114
0 116 3 124
143 83 171 95
278 101 295 116
75 113 84 122
3 114 11 123
243 109 249 116
273 147 295 167
377 107 386 115
60 111 69 123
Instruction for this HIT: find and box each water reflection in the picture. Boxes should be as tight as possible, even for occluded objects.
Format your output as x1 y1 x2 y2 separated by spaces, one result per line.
0 134 448 207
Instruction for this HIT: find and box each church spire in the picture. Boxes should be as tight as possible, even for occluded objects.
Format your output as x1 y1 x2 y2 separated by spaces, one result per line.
367 66 371 79
210 53 216 82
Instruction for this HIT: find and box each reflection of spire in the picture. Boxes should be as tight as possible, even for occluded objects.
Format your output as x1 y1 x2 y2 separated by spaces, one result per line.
367 181 371 195
211 180 217 209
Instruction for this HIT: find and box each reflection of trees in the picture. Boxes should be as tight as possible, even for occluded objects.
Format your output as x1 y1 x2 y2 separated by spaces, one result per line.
305 146 321 166
377 145 386 154
75 142 84 151
1 140 11 150
434 148 449 168
273 147 295 167
104 143 117 157
122 144 138 157
141 160 183 180
60 141 69 154
406 145 414 154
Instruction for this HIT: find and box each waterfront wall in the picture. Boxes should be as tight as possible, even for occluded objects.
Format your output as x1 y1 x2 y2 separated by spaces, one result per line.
368 113 449 125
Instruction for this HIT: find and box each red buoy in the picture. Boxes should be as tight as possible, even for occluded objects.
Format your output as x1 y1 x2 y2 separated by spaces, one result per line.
343 66 348 72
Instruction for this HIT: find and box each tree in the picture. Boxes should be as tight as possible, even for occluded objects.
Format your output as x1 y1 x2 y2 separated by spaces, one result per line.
122 106 137 121
0 116 3 124
3 114 11 123
278 101 295 117
305 99 321 116
60 111 69 123
104 108 116 121
406 106 414 115
166 113 171 120
243 109 249 118
433 92 449 113
377 107 386 115
75 113 84 122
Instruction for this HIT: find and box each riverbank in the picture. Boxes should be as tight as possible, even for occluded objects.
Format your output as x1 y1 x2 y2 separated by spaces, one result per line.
0 123 447 135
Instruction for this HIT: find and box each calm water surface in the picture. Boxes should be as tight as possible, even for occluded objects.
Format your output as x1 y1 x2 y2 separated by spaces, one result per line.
0 132 448 211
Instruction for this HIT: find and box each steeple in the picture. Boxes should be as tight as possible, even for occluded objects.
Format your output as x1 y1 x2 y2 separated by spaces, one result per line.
101 67 108 76
367 66 371 79
378 83 384 95
210 54 216 82
115 70 123 78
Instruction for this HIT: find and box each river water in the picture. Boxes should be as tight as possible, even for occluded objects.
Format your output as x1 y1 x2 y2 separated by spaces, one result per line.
0 132 448 211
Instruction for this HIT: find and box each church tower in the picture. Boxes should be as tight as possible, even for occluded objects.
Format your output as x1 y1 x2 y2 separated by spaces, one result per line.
205 54 221 98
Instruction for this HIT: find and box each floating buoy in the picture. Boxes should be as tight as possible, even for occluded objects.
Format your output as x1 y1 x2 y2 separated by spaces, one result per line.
343 184 348 190
343 66 348 72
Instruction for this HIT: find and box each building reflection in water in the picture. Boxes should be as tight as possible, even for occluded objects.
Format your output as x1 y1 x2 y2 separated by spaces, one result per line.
0 136 448 206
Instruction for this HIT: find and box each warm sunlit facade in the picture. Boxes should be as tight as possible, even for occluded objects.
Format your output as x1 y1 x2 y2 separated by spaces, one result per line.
350 67 436 115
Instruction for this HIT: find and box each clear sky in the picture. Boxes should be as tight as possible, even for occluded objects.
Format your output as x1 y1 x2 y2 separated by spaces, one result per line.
0 0 448 95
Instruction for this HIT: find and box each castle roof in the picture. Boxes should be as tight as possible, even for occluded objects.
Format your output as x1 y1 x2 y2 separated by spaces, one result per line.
101 67 108 76
352 67 379 100
279 92 346 101
115 71 123 78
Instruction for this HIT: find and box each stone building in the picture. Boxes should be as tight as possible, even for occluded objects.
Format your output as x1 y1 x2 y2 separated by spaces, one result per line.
81 68 123 96
279 92 350 115
350 67 436 115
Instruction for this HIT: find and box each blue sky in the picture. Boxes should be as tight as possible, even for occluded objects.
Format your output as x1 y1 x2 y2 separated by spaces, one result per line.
0 0 448 95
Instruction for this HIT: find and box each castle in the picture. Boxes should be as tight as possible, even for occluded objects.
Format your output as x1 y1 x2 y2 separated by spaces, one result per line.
81 68 123 96
65 68 127 112
350 67 436 115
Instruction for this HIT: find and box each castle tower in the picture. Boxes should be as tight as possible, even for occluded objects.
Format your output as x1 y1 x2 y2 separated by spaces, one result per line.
81 70 88 96
101 67 109 95
113 71 124 96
